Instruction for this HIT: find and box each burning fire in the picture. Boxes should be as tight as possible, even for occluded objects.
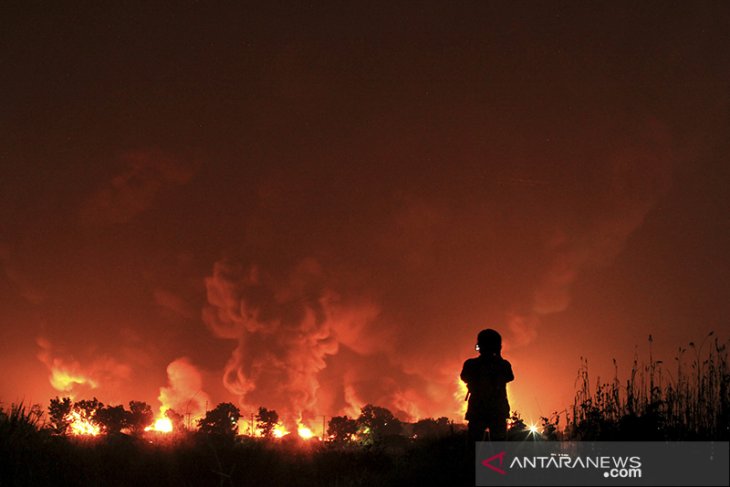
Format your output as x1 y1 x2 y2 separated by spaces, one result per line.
455 379 468 418
154 417 173 432
272 424 288 438
66 410 100 436
146 417 173 433
297 423 314 440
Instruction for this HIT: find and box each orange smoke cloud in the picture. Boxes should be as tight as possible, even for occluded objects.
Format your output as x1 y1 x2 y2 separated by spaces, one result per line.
204 258 391 426
36 337 131 397
203 252 474 425
505 131 673 349
158 357 210 421
79 150 193 225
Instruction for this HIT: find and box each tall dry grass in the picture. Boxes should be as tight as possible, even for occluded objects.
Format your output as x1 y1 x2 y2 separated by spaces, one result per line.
565 332 729 440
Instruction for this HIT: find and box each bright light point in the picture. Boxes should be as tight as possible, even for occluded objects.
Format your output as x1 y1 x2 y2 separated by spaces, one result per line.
297 424 314 440
529 424 539 434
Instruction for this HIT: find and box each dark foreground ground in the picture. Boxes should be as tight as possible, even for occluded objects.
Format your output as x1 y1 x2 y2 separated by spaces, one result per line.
1 433 476 487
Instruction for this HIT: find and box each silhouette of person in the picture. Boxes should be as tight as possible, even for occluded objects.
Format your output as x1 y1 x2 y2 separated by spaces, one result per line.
460 328 514 442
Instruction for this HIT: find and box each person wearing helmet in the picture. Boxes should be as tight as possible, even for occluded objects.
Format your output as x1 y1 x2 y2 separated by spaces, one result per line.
460 328 514 442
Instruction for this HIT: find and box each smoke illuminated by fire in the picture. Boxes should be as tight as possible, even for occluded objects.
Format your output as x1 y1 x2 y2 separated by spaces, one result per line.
24 128 676 430
36 337 131 398
157 358 210 427
203 260 342 425
50 369 97 392
37 338 97 394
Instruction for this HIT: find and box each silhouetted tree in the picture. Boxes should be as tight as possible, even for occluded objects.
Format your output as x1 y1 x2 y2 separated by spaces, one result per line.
327 415 358 443
256 407 279 438
198 402 240 436
413 417 451 439
357 404 402 442
48 396 72 435
127 401 154 435
97 404 128 434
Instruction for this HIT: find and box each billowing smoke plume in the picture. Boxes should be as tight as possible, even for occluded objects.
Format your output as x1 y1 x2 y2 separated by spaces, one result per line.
203 259 355 426
203 256 469 424
158 357 210 420
202 126 674 424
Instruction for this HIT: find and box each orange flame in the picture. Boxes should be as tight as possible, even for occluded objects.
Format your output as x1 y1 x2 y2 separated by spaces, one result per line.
146 417 173 433
297 423 314 440
272 424 288 438
66 410 100 436
455 379 468 418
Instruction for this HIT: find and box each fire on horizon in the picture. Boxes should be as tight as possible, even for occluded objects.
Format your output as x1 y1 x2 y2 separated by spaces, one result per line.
1 3 728 430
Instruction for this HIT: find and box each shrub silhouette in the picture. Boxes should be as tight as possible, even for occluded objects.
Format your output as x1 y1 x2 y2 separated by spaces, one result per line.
127 401 154 435
198 402 240 436
412 417 451 439
47 396 72 435
327 415 357 443
356 404 402 443
255 407 279 438
96 404 128 434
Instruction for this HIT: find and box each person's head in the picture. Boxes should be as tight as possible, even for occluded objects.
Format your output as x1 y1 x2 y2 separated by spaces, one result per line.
476 328 502 355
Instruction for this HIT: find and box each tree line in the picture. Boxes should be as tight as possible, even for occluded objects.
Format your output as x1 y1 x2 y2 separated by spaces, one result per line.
39 396 454 442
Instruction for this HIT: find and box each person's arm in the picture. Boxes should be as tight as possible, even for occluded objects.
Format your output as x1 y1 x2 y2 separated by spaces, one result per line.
503 360 514 383
460 359 474 385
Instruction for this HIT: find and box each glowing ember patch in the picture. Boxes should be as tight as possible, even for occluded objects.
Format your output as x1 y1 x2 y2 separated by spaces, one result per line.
297 424 314 440
66 411 100 436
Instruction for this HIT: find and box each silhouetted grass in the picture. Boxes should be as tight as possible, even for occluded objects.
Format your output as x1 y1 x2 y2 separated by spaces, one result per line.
565 332 729 440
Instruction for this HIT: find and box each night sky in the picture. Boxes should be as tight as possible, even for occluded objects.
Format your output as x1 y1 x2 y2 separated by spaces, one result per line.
2 3 729 426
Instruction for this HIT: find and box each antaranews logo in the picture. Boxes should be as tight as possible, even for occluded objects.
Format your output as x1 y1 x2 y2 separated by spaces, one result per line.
481 451 507 475
476 442 729 487
481 451 643 479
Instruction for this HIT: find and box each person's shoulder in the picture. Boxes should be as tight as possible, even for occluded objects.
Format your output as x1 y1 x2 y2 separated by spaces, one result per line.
463 357 479 367
500 357 513 367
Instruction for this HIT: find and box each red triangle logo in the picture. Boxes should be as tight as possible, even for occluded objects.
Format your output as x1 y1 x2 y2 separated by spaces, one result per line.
482 451 507 475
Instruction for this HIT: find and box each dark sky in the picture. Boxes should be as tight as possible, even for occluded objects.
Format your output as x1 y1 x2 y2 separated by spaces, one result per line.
1 3 729 426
